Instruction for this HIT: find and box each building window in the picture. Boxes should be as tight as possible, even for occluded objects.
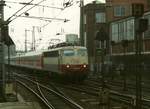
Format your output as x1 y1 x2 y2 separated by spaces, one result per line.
95 12 106 23
118 22 124 41
112 23 119 42
114 6 125 17
126 19 134 40
111 18 134 42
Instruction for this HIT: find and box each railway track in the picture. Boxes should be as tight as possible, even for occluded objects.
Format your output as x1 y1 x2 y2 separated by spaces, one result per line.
52 82 133 107
15 73 150 108
15 74 84 109
87 76 150 94
55 85 101 109
87 77 150 108
108 79 150 92
15 73 101 109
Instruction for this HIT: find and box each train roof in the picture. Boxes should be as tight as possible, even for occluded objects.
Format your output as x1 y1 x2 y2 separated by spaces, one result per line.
13 46 87 58
47 45 87 50
11 51 43 58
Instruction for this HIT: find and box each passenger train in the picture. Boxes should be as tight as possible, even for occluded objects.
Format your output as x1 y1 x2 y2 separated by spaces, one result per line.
6 45 89 81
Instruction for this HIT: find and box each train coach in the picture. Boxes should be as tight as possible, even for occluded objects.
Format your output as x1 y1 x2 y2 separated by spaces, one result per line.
6 45 89 81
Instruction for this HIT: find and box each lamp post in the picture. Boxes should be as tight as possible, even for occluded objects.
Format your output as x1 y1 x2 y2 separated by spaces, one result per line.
95 27 110 109
121 39 128 91
134 18 148 109
110 41 116 80
80 0 84 46
131 3 148 109
95 27 108 88
132 6 149 109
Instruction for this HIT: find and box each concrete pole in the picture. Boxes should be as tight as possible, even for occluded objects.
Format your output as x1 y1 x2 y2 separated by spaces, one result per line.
0 0 16 101
135 18 142 109
0 0 5 101
32 26 35 51
0 0 4 42
25 29 27 52
79 0 84 46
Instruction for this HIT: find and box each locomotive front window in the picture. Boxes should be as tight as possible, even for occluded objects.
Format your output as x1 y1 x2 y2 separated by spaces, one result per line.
63 50 74 56
77 49 87 56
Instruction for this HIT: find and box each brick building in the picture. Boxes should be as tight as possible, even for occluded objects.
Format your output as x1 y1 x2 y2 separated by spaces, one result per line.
107 0 150 73
106 0 150 54
82 1 107 72
106 0 149 22
81 0 150 72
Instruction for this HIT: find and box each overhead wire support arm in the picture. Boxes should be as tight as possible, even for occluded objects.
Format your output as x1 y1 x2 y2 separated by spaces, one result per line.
63 0 74 8
7 0 46 23
18 15 70 22
6 0 35 22
15 15 52 22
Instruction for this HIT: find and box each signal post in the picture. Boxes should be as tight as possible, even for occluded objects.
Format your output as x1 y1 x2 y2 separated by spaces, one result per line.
0 0 6 101
0 0 15 101
132 3 148 109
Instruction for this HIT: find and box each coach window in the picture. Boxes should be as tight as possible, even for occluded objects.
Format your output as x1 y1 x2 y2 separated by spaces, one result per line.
77 49 87 56
63 50 74 56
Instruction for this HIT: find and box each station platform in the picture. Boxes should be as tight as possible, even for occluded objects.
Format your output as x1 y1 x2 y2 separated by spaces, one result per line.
0 102 41 109
0 93 41 109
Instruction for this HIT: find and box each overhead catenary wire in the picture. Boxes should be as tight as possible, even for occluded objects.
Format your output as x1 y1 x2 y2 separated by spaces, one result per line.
41 10 64 28
8 0 47 23
41 0 75 28
18 15 69 22
6 0 35 22
21 2 64 10
5 0 64 10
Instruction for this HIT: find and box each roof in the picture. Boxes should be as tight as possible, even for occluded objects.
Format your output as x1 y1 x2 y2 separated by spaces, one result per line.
4 35 15 46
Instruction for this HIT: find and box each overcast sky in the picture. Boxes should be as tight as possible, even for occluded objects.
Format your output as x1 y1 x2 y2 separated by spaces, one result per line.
4 0 105 50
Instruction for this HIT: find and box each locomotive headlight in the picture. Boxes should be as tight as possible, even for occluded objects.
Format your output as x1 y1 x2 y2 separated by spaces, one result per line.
83 65 86 68
66 65 70 68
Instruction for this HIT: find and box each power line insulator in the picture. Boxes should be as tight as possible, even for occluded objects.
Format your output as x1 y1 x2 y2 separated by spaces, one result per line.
24 12 29 16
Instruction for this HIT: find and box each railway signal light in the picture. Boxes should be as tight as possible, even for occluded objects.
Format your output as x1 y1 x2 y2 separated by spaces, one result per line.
96 48 106 56
95 28 108 41
132 3 144 17
96 48 102 56
138 18 148 32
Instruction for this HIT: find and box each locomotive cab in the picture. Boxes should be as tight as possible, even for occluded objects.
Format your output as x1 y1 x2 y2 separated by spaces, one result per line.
60 47 89 79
